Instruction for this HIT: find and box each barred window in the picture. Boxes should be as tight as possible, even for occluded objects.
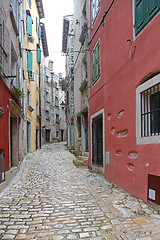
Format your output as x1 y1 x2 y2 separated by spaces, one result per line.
141 83 160 137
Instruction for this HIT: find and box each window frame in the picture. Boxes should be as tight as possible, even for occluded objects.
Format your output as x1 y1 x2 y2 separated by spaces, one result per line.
136 73 160 144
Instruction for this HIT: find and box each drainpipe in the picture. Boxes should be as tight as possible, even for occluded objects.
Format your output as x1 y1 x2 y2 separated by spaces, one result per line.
39 21 41 149
39 62 41 149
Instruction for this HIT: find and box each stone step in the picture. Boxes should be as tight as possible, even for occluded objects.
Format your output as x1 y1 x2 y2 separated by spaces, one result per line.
73 157 88 168
77 156 88 161
82 152 89 158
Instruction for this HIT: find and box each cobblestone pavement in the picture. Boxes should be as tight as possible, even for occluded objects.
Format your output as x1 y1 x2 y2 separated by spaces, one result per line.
0 142 160 240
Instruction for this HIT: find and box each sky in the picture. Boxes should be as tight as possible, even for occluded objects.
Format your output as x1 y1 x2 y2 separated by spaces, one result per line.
42 0 73 77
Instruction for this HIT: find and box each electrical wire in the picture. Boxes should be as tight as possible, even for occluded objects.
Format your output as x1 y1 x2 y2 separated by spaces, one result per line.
88 0 115 45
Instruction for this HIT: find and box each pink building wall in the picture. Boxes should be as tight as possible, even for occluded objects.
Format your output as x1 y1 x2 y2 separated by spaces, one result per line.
89 0 160 203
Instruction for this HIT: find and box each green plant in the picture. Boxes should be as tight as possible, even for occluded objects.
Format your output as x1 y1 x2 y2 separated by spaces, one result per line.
14 86 25 102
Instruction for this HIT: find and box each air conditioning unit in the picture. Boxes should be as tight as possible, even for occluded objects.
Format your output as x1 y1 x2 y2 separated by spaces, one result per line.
28 71 34 80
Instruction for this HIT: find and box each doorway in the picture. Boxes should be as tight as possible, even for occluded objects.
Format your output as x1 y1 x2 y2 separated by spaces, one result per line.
36 129 38 149
10 115 18 167
61 130 64 141
46 129 50 143
92 114 103 166
27 121 31 153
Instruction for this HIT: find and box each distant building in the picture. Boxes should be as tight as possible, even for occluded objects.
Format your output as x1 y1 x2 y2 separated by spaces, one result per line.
62 15 74 149
42 60 66 144
73 0 90 156
0 0 24 191
24 0 46 152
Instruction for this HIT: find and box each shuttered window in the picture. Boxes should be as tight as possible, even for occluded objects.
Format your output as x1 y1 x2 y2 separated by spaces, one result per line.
27 14 32 36
39 26 41 40
27 50 33 71
37 45 41 63
135 0 160 35
92 39 100 85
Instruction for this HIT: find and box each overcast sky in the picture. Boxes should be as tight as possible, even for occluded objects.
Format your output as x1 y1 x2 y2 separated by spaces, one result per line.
42 0 73 77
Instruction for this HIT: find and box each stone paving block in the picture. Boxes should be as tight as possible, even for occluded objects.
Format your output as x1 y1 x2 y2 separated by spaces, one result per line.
0 143 159 240
79 232 90 238
2 234 15 239
66 233 77 239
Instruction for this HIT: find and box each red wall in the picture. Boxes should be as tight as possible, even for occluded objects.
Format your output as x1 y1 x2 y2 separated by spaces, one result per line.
0 80 19 172
89 0 160 202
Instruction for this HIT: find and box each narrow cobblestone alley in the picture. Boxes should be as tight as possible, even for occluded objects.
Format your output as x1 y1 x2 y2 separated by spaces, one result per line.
0 142 160 240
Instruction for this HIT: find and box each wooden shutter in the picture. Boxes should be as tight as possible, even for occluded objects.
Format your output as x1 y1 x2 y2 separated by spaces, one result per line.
147 0 160 21
27 14 32 36
135 0 146 35
135 0 160 35
38 26 41 40
37 45 41 63
27 51 33 71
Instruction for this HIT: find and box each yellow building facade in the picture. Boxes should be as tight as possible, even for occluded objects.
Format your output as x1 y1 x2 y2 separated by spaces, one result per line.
24 0 44 152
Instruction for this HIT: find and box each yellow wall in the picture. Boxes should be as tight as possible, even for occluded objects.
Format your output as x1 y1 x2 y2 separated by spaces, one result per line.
24 0 40 153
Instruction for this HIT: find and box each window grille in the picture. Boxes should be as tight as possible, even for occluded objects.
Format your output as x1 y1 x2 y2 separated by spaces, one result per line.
141 82 160 137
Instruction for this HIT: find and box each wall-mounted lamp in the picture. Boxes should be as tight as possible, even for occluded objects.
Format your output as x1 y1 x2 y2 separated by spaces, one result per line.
0 107 4 117
76 19 80 25
60 101 65 109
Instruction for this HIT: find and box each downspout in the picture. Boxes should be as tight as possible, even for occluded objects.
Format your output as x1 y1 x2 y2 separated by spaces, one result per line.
39 21 41 149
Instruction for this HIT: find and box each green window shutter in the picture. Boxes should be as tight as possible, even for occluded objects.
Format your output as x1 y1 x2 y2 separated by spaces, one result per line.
147 0 160 21
39 26 41 40
27 14 32 36
37 45 41 63
27 51 33 71
135 0 160 35
92 39 100 85
98 40 100 78
135 0 146 35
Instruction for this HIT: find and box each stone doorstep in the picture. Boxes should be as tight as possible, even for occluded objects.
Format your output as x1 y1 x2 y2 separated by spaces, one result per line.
77 156 88 161
73 157 88 168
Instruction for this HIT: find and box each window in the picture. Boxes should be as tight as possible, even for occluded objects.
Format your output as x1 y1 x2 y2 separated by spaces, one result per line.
77 117 81 138
27 50 33 71
28 0 31 8
56 130 59 138
46 75 49 82
27 88 31 106
136 73 160 144
56 114 59 123
55 96 59 107
26 13 32 36
36 100 39 115
36 72 39 88
92 0 100 24
37 45 41 63
38 25 41 40
92 39 100 85
141 83 160 137
135 0 160 35
36 17 38 32
46 110 50 120
46 91 50 102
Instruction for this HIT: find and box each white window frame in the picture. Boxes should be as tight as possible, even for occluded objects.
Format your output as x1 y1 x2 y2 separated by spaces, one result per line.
136 73 160 144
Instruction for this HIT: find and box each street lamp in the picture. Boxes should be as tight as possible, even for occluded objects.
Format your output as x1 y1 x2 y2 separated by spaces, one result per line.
60 101 65 109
